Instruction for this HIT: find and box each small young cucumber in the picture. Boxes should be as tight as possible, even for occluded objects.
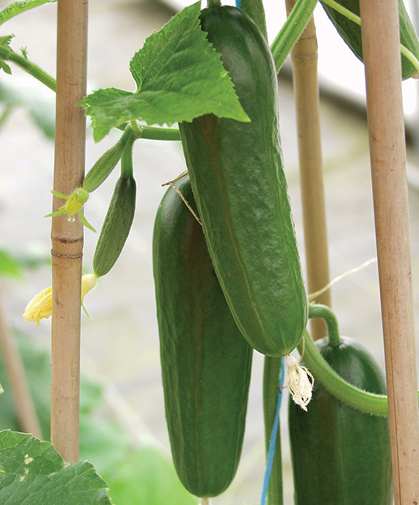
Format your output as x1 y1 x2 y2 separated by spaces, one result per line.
179 6 308 357
83 128 134 193
93 174 136 277
153 176 253 498
321 0 419 79
289 335 392 504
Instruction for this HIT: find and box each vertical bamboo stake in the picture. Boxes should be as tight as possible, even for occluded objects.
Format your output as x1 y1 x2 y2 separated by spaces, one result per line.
359 0 419 501
50 0 88 462
0 287 42 438
285 0 331 340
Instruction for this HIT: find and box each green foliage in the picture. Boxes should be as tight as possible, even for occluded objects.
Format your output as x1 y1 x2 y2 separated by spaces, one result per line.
0 331 198 504
0 430 112 505
0 331 102 441
0 250 22 279
0 79 55 138
80 1 249 142
104 446 199 505
0 244 51 280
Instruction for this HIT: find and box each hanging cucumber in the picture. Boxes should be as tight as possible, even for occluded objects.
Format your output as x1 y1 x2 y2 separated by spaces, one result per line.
288 306 392 504
153 175 253 498
92 139 136 277
321 0 419 79
179 5 308 358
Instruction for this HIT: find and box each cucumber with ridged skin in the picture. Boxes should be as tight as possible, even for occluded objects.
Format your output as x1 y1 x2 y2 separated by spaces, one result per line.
289 335 392 504
93 174 136 277
153 176 253 498
321 0 419 80
179 5 308 358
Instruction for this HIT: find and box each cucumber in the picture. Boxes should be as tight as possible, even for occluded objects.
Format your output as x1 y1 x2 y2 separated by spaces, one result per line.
289 335 392 504
321 0 419 79
92 174 136 277
153 176 253 498
179 6 308 358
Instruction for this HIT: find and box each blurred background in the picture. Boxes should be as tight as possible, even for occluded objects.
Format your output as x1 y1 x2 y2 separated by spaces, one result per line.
1 0 419 503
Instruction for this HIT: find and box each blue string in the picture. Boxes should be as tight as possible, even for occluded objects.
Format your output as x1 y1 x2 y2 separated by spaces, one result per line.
260 356 286 505
235 0 241 8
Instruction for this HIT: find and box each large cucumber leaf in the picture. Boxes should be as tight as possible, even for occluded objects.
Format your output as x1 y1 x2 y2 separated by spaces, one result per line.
0 430 112 505
80 1 249 142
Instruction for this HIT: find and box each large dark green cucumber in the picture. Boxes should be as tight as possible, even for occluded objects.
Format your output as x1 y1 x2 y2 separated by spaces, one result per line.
321 0 419 79
179 6 308 358
289 335 392 504
153 176 253 498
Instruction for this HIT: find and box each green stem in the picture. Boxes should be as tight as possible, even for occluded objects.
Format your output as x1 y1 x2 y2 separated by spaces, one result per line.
120 136 135 179
129 121 181 141
321 0 419 73
270 0 319 72
308 304 340 346
0 46 56 92
300 331 394 416
0 0 56 26
263 357 283 505
207 0 221 6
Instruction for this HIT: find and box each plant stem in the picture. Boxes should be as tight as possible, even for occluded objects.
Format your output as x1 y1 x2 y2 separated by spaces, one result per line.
300 332 391 416
120 136 135 179
360 0 419 500
308 304 340 346
0 45 56 92
262 357 283 505
50 0 88 463
0 285 42 439
284 0 331 340
270 0 318 72
129 122 181 141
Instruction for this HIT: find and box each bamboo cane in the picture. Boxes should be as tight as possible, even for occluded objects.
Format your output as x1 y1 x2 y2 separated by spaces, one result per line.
50 0 88 462
284 0 331 340
359 0 419 501
0 286 42 439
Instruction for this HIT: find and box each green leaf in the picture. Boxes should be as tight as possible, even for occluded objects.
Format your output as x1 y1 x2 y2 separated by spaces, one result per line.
104 445 198 505
80 1 249 142
0 1 56 27
80 88 134 143
0 430 112 505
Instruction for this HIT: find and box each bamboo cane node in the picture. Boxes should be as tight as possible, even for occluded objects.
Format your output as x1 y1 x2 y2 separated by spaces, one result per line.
292 52 318 63
50 250 83 260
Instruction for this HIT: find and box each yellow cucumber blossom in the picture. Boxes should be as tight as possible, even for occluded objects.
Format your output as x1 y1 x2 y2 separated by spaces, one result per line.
23 273 98 326
45 188 96 232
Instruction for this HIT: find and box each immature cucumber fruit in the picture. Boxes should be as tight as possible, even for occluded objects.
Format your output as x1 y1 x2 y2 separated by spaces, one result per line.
289 335 392 504
93 174 136 277
321 0 419 79
179 6 307 357
153 176 253 498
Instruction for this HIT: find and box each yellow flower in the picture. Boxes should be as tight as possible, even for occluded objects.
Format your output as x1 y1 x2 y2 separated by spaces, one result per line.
23 273 98 326
45 188 96 232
